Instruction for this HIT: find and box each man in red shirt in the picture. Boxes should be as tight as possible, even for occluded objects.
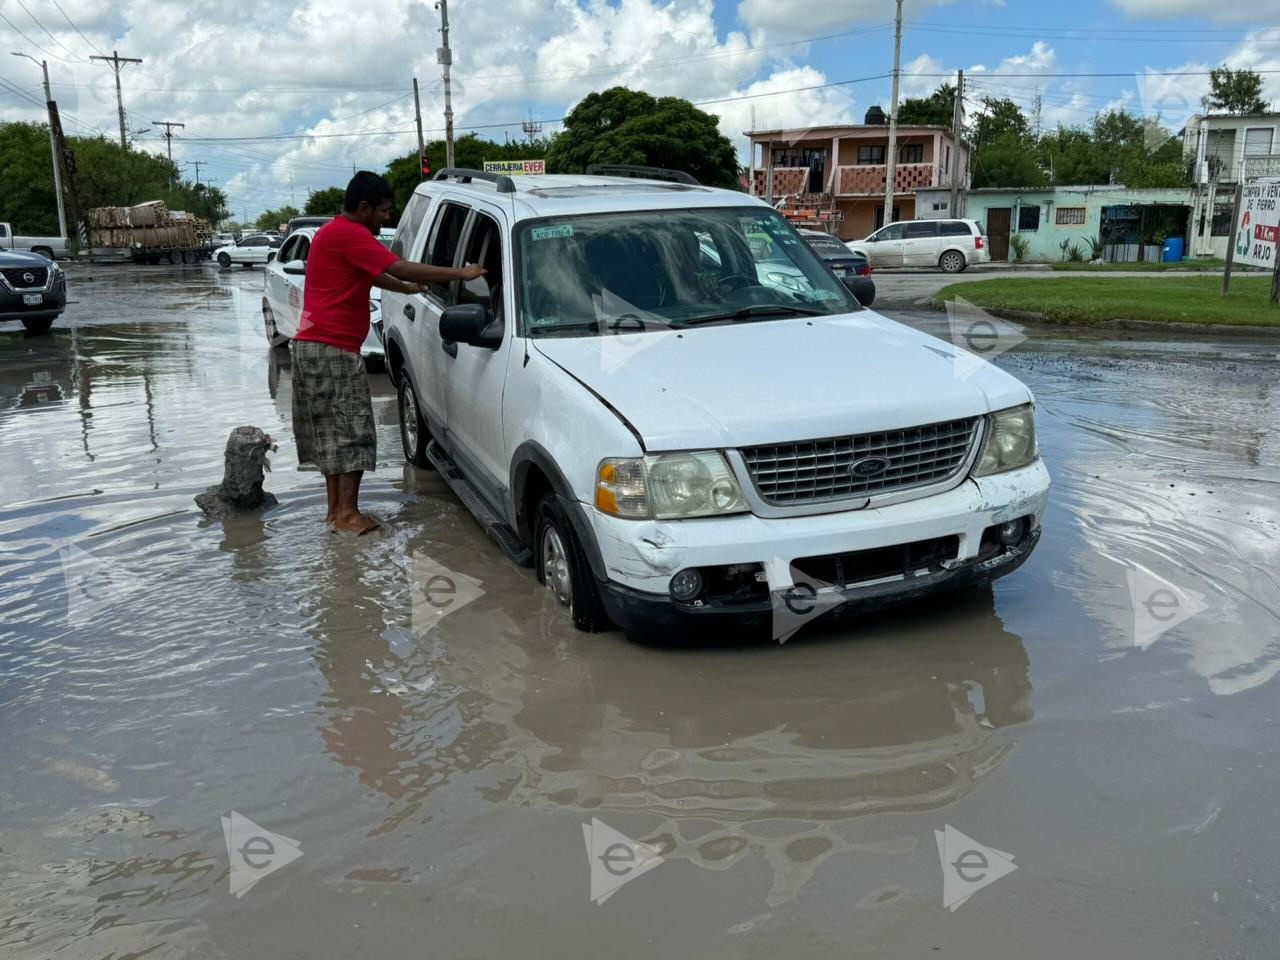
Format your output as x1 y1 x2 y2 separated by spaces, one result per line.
293 171 482 535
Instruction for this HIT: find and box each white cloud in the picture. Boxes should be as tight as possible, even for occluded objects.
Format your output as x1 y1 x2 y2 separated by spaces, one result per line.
736 0 949 38
1110 0 1280 22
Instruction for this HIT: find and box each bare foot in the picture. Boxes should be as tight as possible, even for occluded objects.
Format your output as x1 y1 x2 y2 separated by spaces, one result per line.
331 511 381 535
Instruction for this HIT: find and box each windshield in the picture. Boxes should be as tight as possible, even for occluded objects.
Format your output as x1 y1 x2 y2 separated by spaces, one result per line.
516 206 858 338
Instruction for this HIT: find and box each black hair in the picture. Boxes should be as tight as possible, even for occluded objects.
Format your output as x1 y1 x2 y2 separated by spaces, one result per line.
344 171 393 212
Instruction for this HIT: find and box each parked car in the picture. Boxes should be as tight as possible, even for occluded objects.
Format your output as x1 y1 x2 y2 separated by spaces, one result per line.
261 226 384 361
0 248 67 334
214 233 282 269
799 229 874 306
284 215 334 237
0 222 68 261
379 167 1049 636
847 218 989 273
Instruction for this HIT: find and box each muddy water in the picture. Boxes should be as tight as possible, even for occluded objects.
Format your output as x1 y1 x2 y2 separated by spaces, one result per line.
1 268 1278 958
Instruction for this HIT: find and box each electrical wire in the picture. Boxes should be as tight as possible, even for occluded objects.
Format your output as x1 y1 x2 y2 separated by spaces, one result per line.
15 0 86 62
49 0 106 58
0 9 78 63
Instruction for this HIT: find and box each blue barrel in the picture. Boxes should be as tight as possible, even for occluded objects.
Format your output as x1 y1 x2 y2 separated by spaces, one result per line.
1162 237 1184 262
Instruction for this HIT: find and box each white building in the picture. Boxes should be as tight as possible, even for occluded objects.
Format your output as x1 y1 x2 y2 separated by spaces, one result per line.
1182 112 1280 258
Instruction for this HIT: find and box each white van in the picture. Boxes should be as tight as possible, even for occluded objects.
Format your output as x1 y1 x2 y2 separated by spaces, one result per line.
848 219 990 273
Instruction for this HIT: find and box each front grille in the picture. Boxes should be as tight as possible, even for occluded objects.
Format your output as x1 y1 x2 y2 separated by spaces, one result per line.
740 416 980 505
2 266 48 289
792 535 961 587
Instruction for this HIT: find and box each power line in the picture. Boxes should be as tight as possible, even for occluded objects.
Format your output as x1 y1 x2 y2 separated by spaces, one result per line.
14 0 86 62
0 9 77 63
49 0 107 57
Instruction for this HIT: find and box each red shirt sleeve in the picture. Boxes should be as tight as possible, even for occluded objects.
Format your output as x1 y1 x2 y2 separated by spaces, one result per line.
345 222 399 278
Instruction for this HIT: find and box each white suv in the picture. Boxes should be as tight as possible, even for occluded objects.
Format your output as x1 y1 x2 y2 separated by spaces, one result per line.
848 218 989 273
382 168 1048 636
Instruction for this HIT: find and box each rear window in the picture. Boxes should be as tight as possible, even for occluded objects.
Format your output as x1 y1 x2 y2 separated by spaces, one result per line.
804 235 849 256
940 221 974 236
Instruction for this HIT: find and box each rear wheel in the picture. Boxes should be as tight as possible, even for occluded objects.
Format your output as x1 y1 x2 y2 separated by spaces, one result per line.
217 252 231 268
21 316 54 335
535 493 610 633
940 250 967 274
31 247 54 261
397 375 432 468
263 302 286 348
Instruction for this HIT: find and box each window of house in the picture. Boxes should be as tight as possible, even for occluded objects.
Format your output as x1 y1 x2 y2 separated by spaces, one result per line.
945 145 951 174
1055 206 1087 226
456 212 504 322
874 205 901 230
1244 127 1274 157
858 144 886 165
1211 202 1235 237
900 143 924 164
423 202 470 301
1017 206 1041 231
932 202 947 211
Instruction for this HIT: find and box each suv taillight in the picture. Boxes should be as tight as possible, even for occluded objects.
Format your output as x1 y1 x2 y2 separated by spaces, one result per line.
975 236 985 250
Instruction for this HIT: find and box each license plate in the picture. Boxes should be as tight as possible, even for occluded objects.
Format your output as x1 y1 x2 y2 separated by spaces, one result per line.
23 293 42 305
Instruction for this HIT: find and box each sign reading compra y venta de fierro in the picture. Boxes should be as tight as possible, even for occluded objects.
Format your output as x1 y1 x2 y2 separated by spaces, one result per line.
1234 178 1280 269
482 160 546 175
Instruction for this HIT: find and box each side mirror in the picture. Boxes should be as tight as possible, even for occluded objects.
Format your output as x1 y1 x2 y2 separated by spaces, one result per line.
440 303 502 349
282 259 305 276
842 276 876 308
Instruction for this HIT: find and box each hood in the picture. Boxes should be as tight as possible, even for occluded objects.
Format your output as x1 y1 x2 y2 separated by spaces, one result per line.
0 249 57 268
531 312 1032 450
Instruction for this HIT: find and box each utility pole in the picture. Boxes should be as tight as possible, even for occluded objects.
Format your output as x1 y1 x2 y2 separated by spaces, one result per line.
436 0 454 168
413 77 426 180
949 70 964 219
11 54 67 242
289 171 296 207
189 159 207 186
90 50 143 150
521 114 542 142
883 0 904 230
152 120 185 183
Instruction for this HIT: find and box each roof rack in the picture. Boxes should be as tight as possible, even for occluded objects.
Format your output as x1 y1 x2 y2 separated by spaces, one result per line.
584 164 700 186
432 167 516 194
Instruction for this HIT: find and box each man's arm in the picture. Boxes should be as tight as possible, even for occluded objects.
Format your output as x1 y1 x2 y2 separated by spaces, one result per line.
371 273 425 294
384 259 485 286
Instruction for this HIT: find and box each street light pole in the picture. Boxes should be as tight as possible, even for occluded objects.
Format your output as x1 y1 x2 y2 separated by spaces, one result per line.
436 0 454 169
12 53 68 242
883 0 904 229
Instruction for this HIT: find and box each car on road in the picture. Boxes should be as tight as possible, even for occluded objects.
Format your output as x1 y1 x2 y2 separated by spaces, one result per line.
847 218 989 273
799 229 874 306
284 215 334 237
214 233 282 269
0 222 67 261
262 226 384 361
0 248 67 334
379 166 1048 637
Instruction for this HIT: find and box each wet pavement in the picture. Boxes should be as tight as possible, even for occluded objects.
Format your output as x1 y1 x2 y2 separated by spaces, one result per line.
2 265 1279 958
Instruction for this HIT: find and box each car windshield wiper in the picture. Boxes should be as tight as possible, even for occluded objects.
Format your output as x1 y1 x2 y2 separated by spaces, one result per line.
679 303 831 326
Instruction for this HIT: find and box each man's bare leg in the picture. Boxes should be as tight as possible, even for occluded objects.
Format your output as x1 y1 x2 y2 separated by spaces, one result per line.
331 470 380 534
325 475 339 525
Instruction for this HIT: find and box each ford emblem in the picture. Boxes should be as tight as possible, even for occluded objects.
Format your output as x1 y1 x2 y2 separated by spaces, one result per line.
849 456 890 478
22 271 35 284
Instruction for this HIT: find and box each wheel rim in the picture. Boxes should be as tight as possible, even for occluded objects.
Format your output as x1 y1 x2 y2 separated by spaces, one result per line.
944 252 961 271
263 307 277 341
401 384 419 455
541 526 572 606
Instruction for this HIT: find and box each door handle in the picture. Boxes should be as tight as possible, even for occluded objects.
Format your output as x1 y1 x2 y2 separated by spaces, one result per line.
403 303 415 321
441 340 458 358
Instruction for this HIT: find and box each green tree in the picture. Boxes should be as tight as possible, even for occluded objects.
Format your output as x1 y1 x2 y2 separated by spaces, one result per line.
304 186 345 215
383 133 549 219
969 97 1032 149
544 86 739 189
255 206 299 231
972 133 1047 188
0 122 60 235
896 84 956 127
1206 66 1267 115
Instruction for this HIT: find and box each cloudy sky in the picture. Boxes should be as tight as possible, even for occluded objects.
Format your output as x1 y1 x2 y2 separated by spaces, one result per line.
0 0 1277 221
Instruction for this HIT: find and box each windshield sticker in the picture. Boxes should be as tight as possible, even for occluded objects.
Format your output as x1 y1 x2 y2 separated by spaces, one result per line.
808 289 843 301
531 224 574 241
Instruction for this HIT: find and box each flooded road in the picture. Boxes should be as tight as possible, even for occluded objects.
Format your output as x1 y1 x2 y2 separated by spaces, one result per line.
2 265 1279 959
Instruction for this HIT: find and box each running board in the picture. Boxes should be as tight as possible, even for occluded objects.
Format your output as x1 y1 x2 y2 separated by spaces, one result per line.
425 441 534 567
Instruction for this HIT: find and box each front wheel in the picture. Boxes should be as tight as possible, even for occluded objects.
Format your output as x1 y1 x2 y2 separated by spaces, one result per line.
397 375 432 468
217 252 231 268
21 316 54 335
535 493 610 633
263 302 286 348
940 250 967 274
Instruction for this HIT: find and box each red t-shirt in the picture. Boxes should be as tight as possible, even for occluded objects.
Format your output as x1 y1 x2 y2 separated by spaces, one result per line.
296 216 399 354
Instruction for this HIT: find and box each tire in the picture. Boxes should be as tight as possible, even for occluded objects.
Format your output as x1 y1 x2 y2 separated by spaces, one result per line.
535 492 610 633
31 247 54 261
263 302 286 348
21 316 54 335
397 375 432 468
939 250 967 274
266 252 276 264
181 250 194 264
217 252 231 268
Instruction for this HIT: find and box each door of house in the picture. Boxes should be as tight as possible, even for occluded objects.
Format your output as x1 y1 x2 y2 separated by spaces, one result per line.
986 207 1012 261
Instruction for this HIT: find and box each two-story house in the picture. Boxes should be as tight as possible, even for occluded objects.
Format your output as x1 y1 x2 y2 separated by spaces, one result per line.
746 111 972 240
1182 112 1280 258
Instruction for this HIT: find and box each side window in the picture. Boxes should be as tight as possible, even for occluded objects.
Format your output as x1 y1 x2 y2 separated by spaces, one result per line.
393 192 430 258
877 223 906 241
245 235 267 246
939 221 972 236
904 221 939 239
456 212 504 323
422 202 470 302
279 235 302 262
0 224 8 238
295 236 311 262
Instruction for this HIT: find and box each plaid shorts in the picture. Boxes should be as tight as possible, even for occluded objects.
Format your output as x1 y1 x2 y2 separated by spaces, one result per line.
291 340 376 474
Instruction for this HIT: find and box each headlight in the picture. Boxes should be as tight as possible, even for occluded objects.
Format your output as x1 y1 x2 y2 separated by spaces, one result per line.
972 404 1038 477
596 452 748 519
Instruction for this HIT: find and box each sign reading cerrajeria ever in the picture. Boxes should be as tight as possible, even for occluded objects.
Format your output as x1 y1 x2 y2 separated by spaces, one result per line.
482 160 546 175
1234 178 1280 270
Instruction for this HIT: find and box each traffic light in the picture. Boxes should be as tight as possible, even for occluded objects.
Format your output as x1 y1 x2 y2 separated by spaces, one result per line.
421 153 431 178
